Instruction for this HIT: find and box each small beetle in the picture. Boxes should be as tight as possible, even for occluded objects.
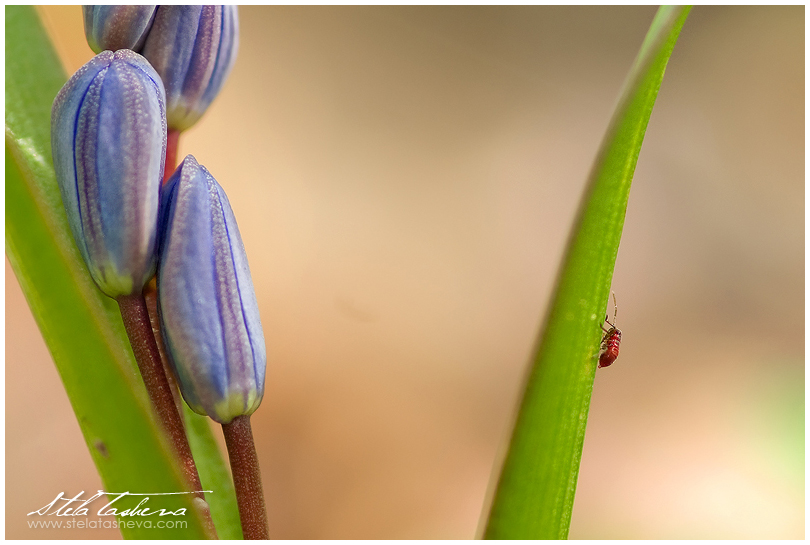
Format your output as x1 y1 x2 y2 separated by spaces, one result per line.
598 292 621 369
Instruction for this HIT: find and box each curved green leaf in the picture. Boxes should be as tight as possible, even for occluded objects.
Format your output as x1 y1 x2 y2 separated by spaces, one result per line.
5 6 238 538
185 406 243 539
482 6 691 539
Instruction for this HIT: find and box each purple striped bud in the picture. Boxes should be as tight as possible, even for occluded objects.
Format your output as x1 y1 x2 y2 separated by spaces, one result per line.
82 6 158 53
158 155 265 424
141 6 239 131
51 50 167 298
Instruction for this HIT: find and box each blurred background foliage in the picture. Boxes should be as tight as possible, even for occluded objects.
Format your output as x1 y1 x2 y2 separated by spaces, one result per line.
7 6 803 539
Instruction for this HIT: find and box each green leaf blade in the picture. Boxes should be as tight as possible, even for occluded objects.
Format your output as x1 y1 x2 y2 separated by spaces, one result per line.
483 6 691 539
185 406 244 540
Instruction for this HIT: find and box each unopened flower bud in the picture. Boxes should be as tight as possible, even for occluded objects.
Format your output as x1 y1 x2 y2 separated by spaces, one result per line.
141 6 239 131
82 5 158 53
51 50 166 298
158 155 265 424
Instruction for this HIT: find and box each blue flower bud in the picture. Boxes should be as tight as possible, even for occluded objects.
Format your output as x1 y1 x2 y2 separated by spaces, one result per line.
82 6 158 53
141 6 239 131
51 50 167 298
158 155 265 424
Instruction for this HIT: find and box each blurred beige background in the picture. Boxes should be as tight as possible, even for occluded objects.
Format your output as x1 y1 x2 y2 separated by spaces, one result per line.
7 5 803 539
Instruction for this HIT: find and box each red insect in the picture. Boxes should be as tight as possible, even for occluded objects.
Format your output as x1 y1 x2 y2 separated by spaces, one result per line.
598 292 621 369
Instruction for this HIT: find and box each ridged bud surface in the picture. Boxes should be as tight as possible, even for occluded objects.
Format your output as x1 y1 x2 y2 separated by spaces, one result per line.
51 50 167 298
82 6 158 53
141 6 239 131
158 155 265 424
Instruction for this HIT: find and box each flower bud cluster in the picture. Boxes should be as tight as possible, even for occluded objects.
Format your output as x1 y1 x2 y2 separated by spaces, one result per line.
52 6 264 423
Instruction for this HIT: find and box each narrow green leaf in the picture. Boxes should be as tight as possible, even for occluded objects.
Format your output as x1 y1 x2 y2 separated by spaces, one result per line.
482 6 691 539
5 5 238 538
184 406 244 539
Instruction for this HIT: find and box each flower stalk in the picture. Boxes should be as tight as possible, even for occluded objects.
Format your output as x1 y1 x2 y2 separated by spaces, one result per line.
222 416 269 539
117 293 203 495
164 129 181 184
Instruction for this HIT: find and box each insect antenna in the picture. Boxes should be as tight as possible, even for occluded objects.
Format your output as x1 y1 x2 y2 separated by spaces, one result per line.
607 291 618 327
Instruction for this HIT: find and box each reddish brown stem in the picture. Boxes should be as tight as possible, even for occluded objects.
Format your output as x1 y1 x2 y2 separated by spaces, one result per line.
142 281 184 416
117 294 219 535
164 129 181 184
118 294 201 490
222 416 269 539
